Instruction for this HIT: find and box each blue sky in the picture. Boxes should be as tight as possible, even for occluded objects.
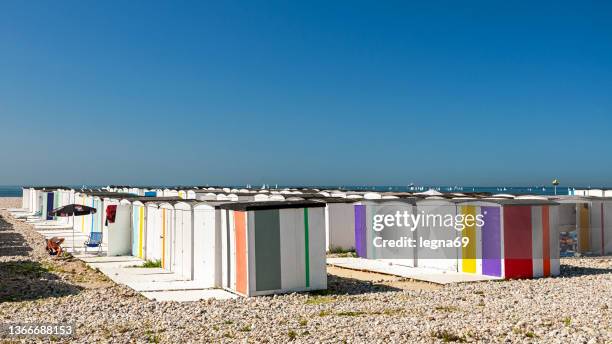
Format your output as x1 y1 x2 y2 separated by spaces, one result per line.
1 1 611 187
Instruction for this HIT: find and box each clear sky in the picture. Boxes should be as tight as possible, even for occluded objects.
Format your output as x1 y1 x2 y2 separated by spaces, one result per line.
1 1 611 187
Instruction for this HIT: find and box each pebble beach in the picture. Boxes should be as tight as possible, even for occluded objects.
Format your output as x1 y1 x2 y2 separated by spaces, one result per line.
1 197 611 343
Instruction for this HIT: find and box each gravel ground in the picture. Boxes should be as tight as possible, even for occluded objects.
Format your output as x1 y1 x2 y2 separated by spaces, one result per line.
1 197 611 343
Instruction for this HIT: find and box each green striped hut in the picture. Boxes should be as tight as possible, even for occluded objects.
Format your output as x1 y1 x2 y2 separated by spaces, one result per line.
219 201 327 296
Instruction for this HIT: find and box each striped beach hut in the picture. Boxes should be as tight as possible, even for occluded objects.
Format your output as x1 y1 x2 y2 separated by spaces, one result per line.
106 200 132 256
552 196 591 255
552 196 612 255
145 202 163 262
172 201 198 279
131 200 147 258
588 199 612 255
354 198 560 279
322 198 359 252
455 199 560 279
73 191 133 243
21 187 34 213
416 198 460 272
21 187 31 211
136 197 185 262
41 191 55 220
354 198 419 266
31 188 42 215
219 201 327 296
158 202 174 270
41 188 72 220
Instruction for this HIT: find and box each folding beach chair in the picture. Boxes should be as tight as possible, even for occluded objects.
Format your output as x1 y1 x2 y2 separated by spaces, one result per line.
83 232 103 253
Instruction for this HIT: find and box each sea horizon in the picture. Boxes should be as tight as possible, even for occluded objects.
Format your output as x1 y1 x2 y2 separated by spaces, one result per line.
0 184 602 197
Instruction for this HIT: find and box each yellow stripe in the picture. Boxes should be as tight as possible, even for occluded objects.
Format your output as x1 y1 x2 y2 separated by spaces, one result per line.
461 205 477 273
139 207 144 258
579 204 590 252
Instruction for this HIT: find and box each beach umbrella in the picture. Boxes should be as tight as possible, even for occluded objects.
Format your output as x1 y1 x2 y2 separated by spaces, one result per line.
552 179 560 195
49 204 97 217
50 204 97 253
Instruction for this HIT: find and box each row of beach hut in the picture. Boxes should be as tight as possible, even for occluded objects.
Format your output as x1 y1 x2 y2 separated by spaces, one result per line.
16 185 612 296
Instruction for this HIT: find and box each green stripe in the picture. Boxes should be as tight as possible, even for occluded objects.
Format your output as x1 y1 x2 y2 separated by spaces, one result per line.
304 208 310 287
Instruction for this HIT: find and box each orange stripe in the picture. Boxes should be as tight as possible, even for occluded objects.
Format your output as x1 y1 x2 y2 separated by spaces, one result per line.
234 211 247 295
542 205 550 277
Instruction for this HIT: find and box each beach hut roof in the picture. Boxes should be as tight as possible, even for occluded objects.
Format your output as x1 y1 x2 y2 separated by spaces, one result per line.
415 189 443 196
120 196 183 204
285 197 305 201
78 191 135 197
315 197 359 204
491 193 516 198
363 192 382 199
382 192 414 198
454 198 558 206
219 200 326 211
31 186 72 190
549 195 593 202
361 198 418 206
515 195 549 200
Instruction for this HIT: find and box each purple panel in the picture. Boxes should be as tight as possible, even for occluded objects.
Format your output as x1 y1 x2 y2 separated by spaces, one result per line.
354 205 366 257
481 206 502 277
46 193 54 220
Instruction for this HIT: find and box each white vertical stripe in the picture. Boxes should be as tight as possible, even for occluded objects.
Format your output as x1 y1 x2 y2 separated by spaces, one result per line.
548 206 561 276
228 210 236 290
324 206 330 252
531 206 543 278
605 201 612 255
280 209 305 290
308 207 327 290
247 211 256 296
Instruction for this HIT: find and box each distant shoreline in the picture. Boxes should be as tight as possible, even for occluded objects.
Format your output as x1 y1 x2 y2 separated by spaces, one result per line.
0 185 584 197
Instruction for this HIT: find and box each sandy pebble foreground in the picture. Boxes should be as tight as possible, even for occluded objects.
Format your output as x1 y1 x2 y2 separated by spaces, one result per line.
0 197 610 343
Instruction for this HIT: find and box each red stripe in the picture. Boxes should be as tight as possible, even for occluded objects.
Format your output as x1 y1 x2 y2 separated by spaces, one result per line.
503 206 533 279
542 206 550 277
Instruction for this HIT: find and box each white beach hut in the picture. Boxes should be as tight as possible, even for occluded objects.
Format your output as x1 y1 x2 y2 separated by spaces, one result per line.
145 202 163 262
21 187 30 211
321 198 358 252
191 201 231 287
172 201 196 279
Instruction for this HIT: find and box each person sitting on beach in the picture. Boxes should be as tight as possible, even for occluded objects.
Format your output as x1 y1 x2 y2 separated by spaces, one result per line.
46 237 64 257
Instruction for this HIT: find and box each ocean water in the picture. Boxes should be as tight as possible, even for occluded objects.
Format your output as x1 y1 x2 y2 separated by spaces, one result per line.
0 186 22 197
338 185 573 196
0 185 577 197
